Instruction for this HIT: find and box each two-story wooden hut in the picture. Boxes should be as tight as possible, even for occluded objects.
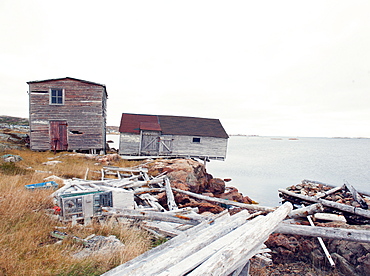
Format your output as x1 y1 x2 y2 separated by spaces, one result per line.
119 113 229 160
27 77 107 153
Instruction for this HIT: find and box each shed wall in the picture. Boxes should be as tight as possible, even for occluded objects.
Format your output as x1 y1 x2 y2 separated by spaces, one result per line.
119 133 227 160
170 135 228 159
29 79 106 151
119 133 140 155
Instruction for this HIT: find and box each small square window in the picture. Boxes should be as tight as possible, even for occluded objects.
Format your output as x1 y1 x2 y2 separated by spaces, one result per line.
192 137 201 143
50 88 64 105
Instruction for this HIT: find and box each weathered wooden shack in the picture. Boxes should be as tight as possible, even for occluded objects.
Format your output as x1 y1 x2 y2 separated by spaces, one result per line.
27 77 107 153
119 113 229 160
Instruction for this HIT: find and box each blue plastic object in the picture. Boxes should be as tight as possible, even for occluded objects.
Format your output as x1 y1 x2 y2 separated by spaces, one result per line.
25 181 58 190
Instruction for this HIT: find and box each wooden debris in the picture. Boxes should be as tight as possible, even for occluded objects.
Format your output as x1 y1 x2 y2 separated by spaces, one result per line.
103 207 205 225
288 203 324 219
307 215 335 267
172 188 275 212
275 222 370 243
344 181 368 209
164 177 178 211
279 188 370 220
313 213 347 223
102 203 292 276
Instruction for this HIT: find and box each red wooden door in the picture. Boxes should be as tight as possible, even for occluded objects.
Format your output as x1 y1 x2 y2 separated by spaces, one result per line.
49 121 68 151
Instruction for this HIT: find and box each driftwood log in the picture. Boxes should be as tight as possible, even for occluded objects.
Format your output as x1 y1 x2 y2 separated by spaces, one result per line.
173 188 275 212
275 222 370 243
103 208 205 225
288 203 324 219
278 188 370 219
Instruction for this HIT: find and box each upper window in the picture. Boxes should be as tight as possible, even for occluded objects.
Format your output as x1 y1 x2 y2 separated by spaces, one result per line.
192 137 201 143
50 88 64 105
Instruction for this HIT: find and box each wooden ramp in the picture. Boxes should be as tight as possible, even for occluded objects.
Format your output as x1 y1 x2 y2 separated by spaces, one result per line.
101 202 293 276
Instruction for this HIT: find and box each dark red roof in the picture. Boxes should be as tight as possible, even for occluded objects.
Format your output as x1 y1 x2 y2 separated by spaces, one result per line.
119 113 160 134
119 113 229 139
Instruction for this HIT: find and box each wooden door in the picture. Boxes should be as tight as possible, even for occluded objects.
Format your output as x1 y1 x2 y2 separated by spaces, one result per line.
49 121 68 151
159 138 173 154
140 131 160 155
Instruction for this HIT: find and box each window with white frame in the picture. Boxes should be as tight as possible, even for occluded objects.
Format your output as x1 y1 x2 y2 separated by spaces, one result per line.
50 88 64 105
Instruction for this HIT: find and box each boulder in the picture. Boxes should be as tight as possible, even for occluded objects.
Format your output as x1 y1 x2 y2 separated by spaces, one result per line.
206 178 225 195
145 159 210 193
218 187 244 202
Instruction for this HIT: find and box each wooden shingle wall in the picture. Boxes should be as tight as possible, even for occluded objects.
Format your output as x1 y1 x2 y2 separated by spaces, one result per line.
29 78 106 152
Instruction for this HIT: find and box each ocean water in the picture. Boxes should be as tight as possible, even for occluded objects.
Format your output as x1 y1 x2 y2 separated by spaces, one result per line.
206 136 370 207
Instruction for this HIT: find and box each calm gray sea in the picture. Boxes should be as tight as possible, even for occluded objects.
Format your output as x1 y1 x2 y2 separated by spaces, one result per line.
207 136 370 207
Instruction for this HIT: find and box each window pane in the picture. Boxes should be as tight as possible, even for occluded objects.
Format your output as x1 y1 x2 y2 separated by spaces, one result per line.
193 137 201 143
50 89 63 104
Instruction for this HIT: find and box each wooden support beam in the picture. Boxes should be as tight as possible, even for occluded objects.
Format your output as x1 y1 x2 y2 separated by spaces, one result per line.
173 188 275 212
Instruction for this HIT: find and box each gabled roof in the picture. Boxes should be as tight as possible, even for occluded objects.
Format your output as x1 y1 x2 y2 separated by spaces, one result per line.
119 113 229 139
27 77 107 96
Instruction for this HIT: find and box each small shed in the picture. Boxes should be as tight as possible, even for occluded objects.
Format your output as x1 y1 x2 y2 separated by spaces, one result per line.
27 77 107 153
119 113 229 160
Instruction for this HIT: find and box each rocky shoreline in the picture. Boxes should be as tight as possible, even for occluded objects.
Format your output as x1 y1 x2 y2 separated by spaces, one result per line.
1 126 369 275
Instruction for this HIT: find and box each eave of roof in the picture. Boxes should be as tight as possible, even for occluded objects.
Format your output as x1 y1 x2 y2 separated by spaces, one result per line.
27 77 108 97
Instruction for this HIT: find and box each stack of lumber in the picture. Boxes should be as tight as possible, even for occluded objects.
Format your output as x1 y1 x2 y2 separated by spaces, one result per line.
102 202 293 276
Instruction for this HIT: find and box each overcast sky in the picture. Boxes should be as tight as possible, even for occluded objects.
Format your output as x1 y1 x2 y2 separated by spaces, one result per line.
1 1 370 137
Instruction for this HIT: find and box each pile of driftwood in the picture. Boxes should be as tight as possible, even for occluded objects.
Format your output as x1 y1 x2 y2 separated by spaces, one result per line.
51 172 370 275
52 165 274 235
279 179 370 224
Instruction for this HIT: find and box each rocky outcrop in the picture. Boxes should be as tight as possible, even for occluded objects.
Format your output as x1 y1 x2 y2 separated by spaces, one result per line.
144 159 255 214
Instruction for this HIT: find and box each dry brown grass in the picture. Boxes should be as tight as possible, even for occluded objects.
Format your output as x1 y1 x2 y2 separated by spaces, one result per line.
0 149 153 276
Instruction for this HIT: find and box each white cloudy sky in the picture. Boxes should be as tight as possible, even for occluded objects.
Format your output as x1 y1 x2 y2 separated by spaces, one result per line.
1 0 370 137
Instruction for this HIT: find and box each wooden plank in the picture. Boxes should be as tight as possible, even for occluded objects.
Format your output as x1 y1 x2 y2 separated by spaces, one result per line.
288 203 324 219
315 185 344 199
344 181 368 209
313 213 346 222
279 188 370 219
158 215 265 276
103 208 204 225
103 166 149 173
173 188 275 212
186 202 293 275
103 212 230 276
275 222 370 243
164 177 178 211
127 210 251 275
307 215 335 266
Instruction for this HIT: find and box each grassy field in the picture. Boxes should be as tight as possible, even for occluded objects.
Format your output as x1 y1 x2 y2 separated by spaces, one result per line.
0 148 153 276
